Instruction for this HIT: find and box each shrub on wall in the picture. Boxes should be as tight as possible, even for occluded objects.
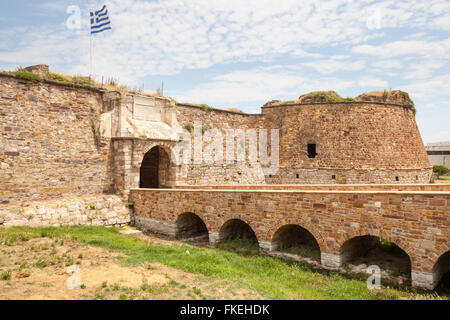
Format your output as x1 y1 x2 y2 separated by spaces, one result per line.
11 70 43 82
48 73 71 83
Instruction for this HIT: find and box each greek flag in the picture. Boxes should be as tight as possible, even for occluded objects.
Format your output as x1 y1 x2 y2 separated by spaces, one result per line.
90 5 112 34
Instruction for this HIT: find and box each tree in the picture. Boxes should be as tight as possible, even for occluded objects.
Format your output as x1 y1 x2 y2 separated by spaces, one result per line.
433 165 450 177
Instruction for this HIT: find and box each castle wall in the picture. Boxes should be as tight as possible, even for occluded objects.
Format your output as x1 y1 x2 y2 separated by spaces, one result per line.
174 104 266 185
0 74 129 226
0 71 435 227
260 103 432 184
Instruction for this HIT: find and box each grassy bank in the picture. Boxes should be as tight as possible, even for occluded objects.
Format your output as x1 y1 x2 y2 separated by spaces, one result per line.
0 226 447 300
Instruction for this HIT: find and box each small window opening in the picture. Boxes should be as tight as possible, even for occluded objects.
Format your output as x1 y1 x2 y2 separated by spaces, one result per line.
269 174 272 178
332 175 336 180
307 144 317 158
415 175 418 181
395 176 399 182
296 174 299 179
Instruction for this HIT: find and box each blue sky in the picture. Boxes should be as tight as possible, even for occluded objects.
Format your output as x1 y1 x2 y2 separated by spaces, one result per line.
1 0 449 144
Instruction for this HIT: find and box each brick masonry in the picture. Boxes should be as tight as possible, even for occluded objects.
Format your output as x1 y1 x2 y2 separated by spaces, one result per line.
130 187 450 289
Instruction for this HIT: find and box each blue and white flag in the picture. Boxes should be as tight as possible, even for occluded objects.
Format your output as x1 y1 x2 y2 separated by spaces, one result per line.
90 5 112 34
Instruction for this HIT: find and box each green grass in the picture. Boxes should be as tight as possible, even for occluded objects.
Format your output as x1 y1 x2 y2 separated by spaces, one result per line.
11 71 43 82
0 226 447 300
71 76 95 87
48 73 70 83
199 104 214 111
1 270 11 281
310 91 355 103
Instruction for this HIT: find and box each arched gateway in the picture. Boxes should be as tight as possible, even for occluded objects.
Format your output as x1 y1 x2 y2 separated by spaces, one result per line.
139 146 171 188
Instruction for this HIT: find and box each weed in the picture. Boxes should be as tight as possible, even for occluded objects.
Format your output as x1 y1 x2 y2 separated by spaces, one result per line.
184 124 193 132
34 258 48 268
72 76 94 87
11 70 43 82
192 286 202 295
201 125 212 135
1 270 11 280
200 104 213 111
48 73 70 83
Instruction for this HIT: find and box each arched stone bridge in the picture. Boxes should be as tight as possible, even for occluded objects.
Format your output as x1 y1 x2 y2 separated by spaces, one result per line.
129 185 450 290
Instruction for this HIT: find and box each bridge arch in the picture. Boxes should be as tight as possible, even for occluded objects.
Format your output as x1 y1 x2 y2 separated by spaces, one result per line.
271 224 321 261
268 219 325 251
339 234 412 280
175 212 209 239
336 229 415 261
431 250 450 289
218 219 258 244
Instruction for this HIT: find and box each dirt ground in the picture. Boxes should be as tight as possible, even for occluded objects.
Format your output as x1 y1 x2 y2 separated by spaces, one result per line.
0 234 260 300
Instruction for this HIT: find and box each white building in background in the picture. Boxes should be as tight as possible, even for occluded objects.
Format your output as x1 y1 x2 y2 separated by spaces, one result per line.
426 141 450 167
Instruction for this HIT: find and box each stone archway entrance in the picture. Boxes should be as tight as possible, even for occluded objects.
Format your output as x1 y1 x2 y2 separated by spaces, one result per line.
139 146 171 188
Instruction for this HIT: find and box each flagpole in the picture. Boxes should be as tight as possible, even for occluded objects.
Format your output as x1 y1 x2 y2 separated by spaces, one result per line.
89 9 93 78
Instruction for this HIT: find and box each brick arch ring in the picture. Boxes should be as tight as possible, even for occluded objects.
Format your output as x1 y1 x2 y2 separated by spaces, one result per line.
134 141 180 169
335 229 416 267
173 211 211 230
430 245 450 272
216 214 261 240
267 219 325 251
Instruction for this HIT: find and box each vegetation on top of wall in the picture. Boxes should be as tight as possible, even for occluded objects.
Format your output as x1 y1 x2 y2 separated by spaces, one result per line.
398 90 416 115
71 76 95 87
225 107 245 113
310 91 355 102
280 100 296 104
11 70 43 82
411 103 417 116
199 104 213 111
278 91 356 105
5 66 159 96
48 73 71 83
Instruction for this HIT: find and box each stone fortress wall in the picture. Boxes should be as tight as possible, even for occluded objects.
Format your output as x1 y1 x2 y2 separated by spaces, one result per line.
0 72 129 226
1 65 448 291
0 66 433 227
261 102 431 184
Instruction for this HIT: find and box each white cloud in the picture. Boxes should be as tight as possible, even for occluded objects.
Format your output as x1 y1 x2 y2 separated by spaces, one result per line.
400 73 450 99
352 38 450 58
177 66 357 110
302 58 366 74
357 77 389 88
1 0 448 81
430 14 450 30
